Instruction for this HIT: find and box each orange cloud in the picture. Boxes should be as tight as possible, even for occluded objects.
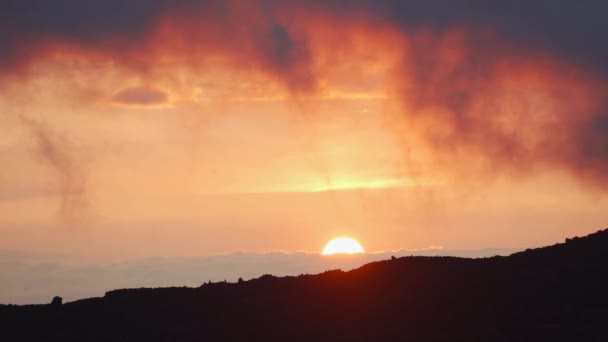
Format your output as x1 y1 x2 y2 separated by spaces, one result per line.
383 28 608 189
1 0 607 192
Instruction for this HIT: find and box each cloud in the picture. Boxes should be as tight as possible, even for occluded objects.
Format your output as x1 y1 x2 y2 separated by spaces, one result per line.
383 29 608 189
1 0 608 189
111 86 169 107
3 1 607 70
0 0 320 91
385 1 608 74
19 117 90 224
3 1 608 89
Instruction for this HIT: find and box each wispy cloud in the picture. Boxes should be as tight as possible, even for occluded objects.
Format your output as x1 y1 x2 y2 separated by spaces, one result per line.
19 116 90 224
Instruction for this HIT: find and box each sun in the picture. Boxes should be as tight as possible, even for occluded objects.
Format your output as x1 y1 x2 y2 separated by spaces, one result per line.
322 237 365 255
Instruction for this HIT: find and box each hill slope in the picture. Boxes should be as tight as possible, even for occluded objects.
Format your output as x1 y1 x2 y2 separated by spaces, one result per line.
1 229 607 341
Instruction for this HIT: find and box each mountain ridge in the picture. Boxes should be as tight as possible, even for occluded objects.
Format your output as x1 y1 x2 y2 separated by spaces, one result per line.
1 229 607 341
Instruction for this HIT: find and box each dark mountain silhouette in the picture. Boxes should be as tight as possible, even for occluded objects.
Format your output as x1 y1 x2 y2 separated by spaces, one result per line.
1 229 607 341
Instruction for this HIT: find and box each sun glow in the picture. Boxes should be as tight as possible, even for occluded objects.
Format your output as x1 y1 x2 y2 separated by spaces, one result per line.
322 237 365 255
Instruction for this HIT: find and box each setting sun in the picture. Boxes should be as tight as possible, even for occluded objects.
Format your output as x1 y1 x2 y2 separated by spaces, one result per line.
322 237 365 255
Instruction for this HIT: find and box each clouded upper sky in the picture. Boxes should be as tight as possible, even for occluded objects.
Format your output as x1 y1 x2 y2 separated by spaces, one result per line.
1 0 607 261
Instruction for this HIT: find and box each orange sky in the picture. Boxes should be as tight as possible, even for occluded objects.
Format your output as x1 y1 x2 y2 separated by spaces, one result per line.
1 1 607 262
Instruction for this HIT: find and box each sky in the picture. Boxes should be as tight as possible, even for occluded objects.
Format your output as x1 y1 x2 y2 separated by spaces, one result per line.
1 0 608 264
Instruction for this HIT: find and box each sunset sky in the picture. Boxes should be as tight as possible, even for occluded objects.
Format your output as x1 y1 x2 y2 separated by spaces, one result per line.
1 0 607 263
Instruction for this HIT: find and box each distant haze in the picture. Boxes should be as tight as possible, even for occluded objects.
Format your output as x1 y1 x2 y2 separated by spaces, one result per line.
0 247 519 304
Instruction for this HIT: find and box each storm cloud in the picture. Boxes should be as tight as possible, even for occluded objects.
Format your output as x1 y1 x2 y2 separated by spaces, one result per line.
2 1 608 70
1 0 608 188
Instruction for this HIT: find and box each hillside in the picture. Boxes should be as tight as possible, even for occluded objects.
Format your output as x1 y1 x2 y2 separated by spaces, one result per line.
1 229 607 341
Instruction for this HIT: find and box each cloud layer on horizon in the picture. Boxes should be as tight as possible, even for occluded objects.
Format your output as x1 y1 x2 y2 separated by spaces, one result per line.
0 247 520 304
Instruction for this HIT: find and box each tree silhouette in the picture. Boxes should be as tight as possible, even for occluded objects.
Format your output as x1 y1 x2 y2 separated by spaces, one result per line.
50 296 62 306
